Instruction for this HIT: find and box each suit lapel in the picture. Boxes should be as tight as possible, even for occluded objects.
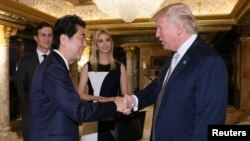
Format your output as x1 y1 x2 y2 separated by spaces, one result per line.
164 36 202 89
35 52 40 64
166 55 191 87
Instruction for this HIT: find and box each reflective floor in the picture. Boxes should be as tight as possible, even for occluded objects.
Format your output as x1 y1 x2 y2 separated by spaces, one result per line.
11 106 154 141
11 105 250 141
139 106 153 141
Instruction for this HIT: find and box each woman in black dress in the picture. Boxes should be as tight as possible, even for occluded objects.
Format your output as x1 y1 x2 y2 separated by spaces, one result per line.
78 28 129 141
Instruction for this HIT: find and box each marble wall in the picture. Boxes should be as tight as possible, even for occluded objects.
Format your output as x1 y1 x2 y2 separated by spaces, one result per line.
139 46 171 89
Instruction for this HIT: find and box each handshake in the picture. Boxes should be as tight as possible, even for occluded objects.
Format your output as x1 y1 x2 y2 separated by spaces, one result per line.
98 95 136 115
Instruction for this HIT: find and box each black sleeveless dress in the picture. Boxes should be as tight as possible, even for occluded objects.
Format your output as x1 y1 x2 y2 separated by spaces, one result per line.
83 61 121 141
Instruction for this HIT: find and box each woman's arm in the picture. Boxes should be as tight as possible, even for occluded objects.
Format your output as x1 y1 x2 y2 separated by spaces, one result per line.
77 63 97 101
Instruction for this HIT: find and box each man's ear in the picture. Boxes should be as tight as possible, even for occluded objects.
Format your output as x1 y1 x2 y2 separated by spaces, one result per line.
176 23 184 35
34 35 38 42
60 34 68 47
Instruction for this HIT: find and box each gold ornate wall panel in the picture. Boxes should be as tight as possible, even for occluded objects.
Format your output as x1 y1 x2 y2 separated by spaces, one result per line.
0 1 56 24
19 0 238 20
0 0 248 45
0 0 248 46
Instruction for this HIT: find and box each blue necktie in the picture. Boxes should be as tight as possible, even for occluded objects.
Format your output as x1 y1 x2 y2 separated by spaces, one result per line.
152 53 179 140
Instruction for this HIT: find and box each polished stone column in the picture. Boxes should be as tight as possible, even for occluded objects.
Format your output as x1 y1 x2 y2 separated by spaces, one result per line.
0 25 19 141
238 36 250 112
124 46 135 95
133 48 139 92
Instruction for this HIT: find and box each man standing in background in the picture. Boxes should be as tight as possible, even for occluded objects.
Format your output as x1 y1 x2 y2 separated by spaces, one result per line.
16 22 53 141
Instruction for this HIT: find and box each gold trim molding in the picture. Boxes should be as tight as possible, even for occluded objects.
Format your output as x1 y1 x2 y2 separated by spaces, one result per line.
0 0 57 25
0 0 249 44
18 0 239 20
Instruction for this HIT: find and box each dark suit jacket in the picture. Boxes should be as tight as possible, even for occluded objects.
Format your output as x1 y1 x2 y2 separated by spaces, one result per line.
16 51 39 103
16 51 40 141
136 36 228 141
29 51 117 141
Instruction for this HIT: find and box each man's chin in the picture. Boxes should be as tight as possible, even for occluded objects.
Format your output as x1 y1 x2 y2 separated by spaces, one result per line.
76 55 81 61
163 45 169 50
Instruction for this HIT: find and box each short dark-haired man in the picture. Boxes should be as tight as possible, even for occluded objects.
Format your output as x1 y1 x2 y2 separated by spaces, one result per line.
28 15 128 141
16 21 53 141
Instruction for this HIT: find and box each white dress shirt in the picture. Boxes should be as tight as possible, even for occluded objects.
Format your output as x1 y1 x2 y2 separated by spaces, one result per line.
37 49 50 63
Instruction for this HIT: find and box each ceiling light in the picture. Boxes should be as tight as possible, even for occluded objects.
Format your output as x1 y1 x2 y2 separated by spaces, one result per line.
93 0 164 22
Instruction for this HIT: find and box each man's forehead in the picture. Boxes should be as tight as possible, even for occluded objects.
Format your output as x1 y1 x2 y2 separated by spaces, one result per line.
38 27 52 32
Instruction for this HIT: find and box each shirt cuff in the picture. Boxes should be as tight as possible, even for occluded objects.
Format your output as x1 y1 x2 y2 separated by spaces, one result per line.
131 95 138 111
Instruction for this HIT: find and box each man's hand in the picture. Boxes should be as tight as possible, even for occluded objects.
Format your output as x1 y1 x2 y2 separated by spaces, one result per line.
124 95 136 110
113 97 131 114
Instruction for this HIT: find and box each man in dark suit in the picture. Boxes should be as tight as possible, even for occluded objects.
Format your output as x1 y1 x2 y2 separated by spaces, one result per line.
16 22 53 141
28 15 128 141
126 3 228 141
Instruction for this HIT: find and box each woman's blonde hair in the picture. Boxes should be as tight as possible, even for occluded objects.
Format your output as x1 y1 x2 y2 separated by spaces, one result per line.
90 28 116 71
